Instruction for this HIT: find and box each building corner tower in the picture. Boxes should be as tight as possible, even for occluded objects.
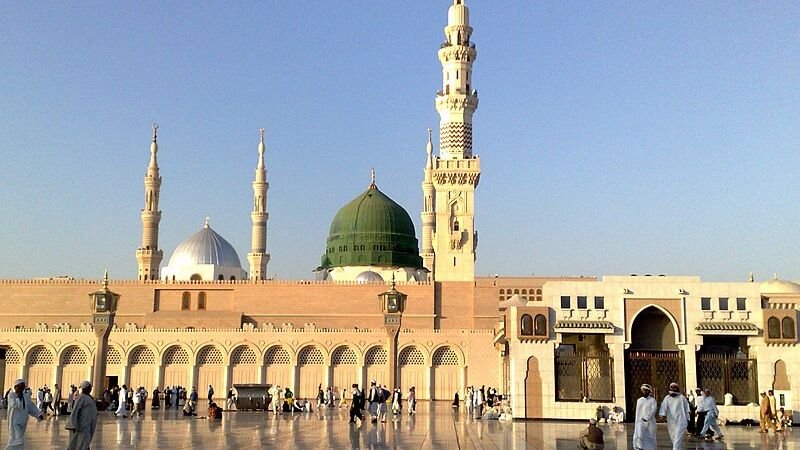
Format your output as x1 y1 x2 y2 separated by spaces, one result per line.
421 129 436 273
247 128 270 280
136 124 164 281
429 0 481 281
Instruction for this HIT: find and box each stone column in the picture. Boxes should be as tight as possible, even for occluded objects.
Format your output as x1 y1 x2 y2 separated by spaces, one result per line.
386 329 399 390
92 323 112 392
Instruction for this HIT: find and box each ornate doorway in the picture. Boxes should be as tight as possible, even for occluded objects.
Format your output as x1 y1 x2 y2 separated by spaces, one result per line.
624 306 684 421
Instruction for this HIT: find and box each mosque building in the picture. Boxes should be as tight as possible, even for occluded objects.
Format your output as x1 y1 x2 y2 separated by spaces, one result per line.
0 0 797 424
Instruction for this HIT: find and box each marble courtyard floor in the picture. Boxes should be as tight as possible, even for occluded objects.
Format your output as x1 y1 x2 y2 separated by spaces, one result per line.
1 402 797 449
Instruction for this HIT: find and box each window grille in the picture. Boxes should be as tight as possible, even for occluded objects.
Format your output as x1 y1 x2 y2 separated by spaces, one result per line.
399 346 425 365
432 347 459 366
365 347 387 365
298 346 324 365
697 354 757 405
332 346 358 365
61 346 88 365
231 346 257 365
197 346 223 365
5 348 21 364
129 346 156 365
265 346 291 365
162 346 189 365
107 347 122 365
27 346 54 365
555 350 614 402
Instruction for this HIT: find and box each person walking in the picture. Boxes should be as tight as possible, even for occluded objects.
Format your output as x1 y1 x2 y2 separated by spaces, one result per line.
114 385 127 418
52 384 62 417
368 381 379 423
348 384 364 423
5 378 43 450
768 390 782 431
407 386 417 416
699 388 723 440
694 388 707 436
632 384 656 450
66 381 97 450
658 383 690 450
207 385 214 408
759 391 774 433
268 384 281 415
225 387 236 411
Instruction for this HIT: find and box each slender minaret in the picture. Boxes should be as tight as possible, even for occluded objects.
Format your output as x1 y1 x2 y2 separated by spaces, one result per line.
421 129 436 273
247 128 270 280
430 0 481 281
136 124 164 281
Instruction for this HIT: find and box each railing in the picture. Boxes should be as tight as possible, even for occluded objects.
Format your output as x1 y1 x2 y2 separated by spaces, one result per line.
697 353 757 405
555 352 614 402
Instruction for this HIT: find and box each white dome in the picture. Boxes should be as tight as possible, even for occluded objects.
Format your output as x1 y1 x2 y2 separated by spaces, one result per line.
167 223 242 269
760 278 800 295
355 271 384 284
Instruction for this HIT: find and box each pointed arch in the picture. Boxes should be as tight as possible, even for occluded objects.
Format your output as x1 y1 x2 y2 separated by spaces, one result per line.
628 304 681 346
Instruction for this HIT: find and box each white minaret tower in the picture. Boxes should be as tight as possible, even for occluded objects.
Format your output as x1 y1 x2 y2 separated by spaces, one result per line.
247 128 270 280
421 129 436 273
136 124 164 281
430 0 481 281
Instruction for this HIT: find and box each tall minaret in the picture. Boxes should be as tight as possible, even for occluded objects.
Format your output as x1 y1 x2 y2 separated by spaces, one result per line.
136 124 164 281
430 0 481 281
421 129 436 273
247 128 270 280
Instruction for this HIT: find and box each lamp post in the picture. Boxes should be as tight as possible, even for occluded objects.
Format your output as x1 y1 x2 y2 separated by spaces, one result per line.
378 277 407 390
89 270 119 392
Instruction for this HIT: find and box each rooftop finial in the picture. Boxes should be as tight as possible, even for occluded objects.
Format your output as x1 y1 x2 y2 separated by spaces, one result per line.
204 216 210 228
370 168 376 188
774 272 778 280
748 272 754 283
259 127 265 144
391 272 396 290
152 123 159 142
102 269 109 290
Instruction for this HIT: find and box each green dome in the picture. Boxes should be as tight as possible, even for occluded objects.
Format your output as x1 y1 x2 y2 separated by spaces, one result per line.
321 184 422 270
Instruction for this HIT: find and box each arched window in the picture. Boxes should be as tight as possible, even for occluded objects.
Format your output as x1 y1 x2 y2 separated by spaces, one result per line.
520 314 533 336
768 317 781 339
217 274 224 281
190 274 202 281
197 292 206 310
782 317 796 339
534 314 547 336
181 292 191 311
453 220 460 231
230 276 236 281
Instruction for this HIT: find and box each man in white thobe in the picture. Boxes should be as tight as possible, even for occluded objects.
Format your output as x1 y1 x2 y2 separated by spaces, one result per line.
268 385 282 415
632 384 657 450
114 384 127 418
699 388 723 439
66 381 97 450
5 378 43 450
658 382 690 450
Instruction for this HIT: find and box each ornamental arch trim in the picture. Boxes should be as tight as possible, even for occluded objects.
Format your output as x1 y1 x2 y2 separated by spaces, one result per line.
264 345 292 366
297 345 326 365
60 345 89 365
196 344 225 365
331 345 359 365
161 345 191 365
122 343 159 364
128 345 157 365
364 346 388 365
431 344 464 366
398 345 428 366
627 303 682 345
230 345 260 366
26 344 55 365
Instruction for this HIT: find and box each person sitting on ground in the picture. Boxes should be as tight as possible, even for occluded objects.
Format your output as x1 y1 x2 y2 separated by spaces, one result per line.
778 408 792 428
578 418 605 450
207 402 222 420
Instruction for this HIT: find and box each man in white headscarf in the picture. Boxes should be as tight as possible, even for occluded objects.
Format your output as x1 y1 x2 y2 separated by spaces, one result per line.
632 384 657 450
114 384 127 418
658 382 690 450
66 381 97 450
6 378 43 450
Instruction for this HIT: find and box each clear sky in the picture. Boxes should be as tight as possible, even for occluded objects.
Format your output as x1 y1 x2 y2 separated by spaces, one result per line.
1 1 799 282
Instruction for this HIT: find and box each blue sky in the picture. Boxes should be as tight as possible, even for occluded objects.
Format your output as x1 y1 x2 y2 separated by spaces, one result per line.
1 1 799 281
